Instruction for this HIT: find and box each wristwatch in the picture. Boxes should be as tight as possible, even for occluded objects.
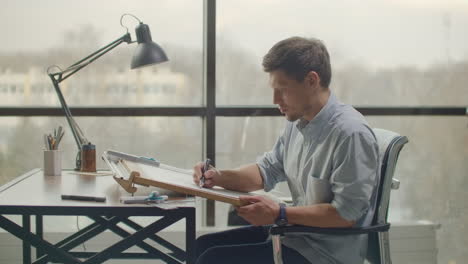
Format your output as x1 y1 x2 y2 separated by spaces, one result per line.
275 203 288 226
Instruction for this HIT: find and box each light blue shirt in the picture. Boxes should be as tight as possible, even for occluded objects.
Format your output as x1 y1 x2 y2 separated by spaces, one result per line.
257 93 379 264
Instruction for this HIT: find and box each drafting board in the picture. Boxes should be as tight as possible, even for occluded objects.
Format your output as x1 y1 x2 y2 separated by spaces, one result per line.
103 150 251 206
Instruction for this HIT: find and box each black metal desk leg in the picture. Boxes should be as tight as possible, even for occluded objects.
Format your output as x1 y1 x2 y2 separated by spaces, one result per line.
185 208 196 264
22 215 31 264
36 215 44 259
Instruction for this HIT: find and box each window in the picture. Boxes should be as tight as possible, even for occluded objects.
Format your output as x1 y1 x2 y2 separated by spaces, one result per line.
217 0 468 107
216 1 468 263
0 117 202 184
0 0 203 107
1 1 467 263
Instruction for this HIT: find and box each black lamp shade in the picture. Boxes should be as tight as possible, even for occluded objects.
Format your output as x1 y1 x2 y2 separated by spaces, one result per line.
131 23 168 69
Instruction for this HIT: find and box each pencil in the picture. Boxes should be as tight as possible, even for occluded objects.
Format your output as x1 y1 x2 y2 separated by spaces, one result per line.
44 134 49 150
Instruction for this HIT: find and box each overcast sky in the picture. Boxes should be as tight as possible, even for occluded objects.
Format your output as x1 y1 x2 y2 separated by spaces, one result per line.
2 0 468 69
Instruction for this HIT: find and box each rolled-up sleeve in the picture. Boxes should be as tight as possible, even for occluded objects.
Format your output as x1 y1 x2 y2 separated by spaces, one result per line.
257 134 287 192
330 130 379 222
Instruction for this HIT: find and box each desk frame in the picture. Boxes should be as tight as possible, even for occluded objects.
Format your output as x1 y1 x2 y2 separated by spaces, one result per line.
0 169 196 264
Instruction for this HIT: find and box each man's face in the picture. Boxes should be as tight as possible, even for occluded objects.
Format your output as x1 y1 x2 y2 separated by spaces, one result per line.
270 70 314 122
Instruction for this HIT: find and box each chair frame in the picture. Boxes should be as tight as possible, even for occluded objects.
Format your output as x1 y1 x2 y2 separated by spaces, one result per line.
270 129 408 264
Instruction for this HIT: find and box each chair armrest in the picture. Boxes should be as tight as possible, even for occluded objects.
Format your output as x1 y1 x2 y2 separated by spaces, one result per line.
269 223 390 236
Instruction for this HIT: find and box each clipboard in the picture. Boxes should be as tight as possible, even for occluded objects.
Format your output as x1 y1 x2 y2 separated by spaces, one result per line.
102 150 251 206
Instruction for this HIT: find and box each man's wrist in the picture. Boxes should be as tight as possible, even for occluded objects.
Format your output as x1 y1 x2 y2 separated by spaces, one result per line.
213 168 223 186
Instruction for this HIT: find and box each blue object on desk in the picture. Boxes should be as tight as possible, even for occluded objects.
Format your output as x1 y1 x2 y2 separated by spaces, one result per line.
146 191 167 201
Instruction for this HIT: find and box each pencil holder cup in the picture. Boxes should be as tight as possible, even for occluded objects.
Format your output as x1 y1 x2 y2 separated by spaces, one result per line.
44 150 62 176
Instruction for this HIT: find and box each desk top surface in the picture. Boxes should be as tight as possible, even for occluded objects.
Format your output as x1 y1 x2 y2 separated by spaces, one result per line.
0 169 194 213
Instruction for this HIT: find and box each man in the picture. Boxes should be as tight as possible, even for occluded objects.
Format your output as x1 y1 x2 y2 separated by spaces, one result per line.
193 37 379 264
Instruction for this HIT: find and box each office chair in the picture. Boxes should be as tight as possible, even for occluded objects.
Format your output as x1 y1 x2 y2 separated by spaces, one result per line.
270 128 408 264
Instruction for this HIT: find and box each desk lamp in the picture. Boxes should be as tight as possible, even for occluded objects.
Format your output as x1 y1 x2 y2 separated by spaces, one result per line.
47 14 168 171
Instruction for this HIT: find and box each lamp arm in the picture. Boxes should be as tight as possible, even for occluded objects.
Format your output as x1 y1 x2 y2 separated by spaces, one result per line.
47 32 132 170
51 33 132 83
68 33 132 68
49 75 85 151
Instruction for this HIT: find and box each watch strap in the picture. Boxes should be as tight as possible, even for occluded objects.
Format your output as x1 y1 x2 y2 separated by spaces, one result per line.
275 203 288 226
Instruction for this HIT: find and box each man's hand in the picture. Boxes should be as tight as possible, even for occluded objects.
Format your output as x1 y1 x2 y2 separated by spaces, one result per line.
192 162 218 188
235 196 280 226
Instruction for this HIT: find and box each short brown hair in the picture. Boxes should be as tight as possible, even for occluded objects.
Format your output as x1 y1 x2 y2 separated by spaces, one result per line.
262 36 331 88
